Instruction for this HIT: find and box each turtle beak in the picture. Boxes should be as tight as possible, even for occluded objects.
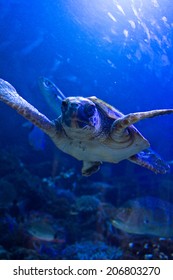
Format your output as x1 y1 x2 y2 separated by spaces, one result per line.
61 99 95 128
70 116 92 128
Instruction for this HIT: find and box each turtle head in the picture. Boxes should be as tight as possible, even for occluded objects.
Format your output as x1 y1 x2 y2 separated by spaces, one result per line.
60 97 101 139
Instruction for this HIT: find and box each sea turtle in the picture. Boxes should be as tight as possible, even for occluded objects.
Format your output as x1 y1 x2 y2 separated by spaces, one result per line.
0 78 173 176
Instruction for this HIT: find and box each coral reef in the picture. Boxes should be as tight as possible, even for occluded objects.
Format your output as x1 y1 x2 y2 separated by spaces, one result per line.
62 241 122 260
0 148 173 260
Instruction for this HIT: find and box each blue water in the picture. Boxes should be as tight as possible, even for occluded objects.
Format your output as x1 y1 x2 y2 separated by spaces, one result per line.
0 0 173 260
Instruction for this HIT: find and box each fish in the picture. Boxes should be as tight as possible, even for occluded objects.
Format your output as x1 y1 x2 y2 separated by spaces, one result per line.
27 213 65 243
112 196 173 237
26 77 66 151
28 221 60 242
38 77 66 116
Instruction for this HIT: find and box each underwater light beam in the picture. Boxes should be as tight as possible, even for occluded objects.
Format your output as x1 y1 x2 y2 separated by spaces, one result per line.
67 0 161 29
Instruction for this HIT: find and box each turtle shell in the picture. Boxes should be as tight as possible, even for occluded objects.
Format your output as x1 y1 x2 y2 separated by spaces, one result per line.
88 96 124 120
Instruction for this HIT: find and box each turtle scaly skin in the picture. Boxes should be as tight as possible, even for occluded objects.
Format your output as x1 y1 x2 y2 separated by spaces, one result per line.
0 79 56 137
0 78 173 176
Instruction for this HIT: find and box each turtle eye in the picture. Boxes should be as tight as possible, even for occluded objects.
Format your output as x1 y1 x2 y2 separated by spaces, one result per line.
85 104 95 117
44 79 52 88
61 100 68 111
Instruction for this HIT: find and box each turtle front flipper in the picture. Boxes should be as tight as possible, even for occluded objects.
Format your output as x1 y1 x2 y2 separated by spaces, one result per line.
0 79 56 137
128 148 170 174
111 109 173 139
82 161 101 176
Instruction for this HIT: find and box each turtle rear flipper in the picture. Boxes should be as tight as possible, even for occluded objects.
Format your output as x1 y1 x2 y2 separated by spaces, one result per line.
128 148 170 174
0 79 56 137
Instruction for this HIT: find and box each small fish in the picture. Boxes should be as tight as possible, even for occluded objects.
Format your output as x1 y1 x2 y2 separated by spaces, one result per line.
26 77 66 151
112 196 173 237
38 77 66 116
28 222 60 242
27 213 65 243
